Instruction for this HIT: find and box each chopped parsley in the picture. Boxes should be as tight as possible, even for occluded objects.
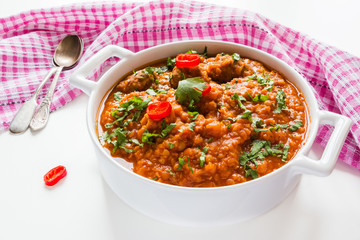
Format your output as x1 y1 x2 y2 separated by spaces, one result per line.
187 156 194 173
248 72 274 91
231 93 252 120
168 143 175 149
185 49 197 54
252 118 266 128
161 121 176 137
142 121 176 145
274 89 288 113
248 93 269 102
231 53 241 62
231 93 247 110
129 138 144 147
167 57 176 69
189 122 196 131
282 145 290 162
102 95 152 152
167 169 175 175
113 92 122 102
177 157 185 170
146 87 167 96
239 140 291 179
141 129 162 145
188 111 199 121
102 128 134 154
225 82 232 90
199 147 209 167
289 121 303 132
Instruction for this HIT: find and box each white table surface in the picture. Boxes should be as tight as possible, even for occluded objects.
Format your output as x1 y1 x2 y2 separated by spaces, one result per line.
1 1 360 240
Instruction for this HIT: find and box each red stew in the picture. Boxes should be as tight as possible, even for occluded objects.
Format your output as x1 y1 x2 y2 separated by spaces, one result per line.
98 51 308 187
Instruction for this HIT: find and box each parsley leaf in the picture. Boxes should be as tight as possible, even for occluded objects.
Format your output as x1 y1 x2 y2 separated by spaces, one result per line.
189 122 196 131
161 122 176 137
274 89 288 113
114 92 122 102
169 143 175 149
241 109 253 120
187 156 194 174
185 50 198 54
188 111 199 121
252 93 270 102
231 53 241 61
175 77 207 106
245 168 259 179
289 121 303 132
177 157 185 170
167 57 176 69
252 118 266 128
231 93 247 110
141 129 161 145
199 147 209 167
129 138 144 147
282 145 290 162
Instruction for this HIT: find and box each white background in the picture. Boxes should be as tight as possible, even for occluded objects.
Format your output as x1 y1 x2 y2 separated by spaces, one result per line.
1 1 360 240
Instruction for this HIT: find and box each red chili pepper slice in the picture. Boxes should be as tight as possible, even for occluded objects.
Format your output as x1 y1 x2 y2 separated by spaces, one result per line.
176 54 200 68
147 101 172 120
194 83 211 96
44 165 67 186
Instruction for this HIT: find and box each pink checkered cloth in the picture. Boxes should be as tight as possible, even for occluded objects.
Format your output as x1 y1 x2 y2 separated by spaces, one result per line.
1 1 360 170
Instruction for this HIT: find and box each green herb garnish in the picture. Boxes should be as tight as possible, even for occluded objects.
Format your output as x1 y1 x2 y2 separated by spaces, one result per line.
167 57 176 69
113 92 122 102
289 121 303 132
231 53 240 61
175 77 207 107
161 122 176 137
177 157 185 170
282 145 290 162
199 147 209 167
274 89 288 113
189 122 196 131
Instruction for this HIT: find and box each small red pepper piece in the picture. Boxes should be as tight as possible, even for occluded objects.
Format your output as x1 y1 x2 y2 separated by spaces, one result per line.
147 101 172 120
194 83 211 96
44 165 67 186
176 54 200 68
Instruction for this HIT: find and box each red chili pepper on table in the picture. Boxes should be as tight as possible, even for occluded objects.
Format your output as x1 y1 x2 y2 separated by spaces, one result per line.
194 83 211 96
147 101 172 120
176 54 200 68
44 165 67 186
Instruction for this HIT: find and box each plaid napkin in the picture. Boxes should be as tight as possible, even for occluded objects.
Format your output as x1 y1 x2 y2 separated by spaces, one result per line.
1 0 359 170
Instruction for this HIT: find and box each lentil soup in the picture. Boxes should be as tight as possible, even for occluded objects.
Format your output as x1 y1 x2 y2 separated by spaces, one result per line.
98 49 308 187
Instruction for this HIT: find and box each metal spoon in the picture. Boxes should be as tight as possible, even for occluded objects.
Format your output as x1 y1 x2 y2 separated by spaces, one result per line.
9 35 83 134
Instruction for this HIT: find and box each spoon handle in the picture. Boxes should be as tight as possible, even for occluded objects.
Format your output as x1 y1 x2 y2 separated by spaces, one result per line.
30 66 63 131
9 67 58 134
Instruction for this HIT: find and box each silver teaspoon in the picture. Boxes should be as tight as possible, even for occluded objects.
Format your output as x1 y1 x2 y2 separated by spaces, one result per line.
8 35 83 134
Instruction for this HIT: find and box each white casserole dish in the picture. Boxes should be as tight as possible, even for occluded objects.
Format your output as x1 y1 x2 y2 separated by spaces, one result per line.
69 40 351 226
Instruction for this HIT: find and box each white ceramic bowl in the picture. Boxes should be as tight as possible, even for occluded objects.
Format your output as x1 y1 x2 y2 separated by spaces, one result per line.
70 40 351 226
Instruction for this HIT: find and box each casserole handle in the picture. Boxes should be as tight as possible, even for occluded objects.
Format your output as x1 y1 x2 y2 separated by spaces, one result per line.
294 110 352 176
69 45 134 95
